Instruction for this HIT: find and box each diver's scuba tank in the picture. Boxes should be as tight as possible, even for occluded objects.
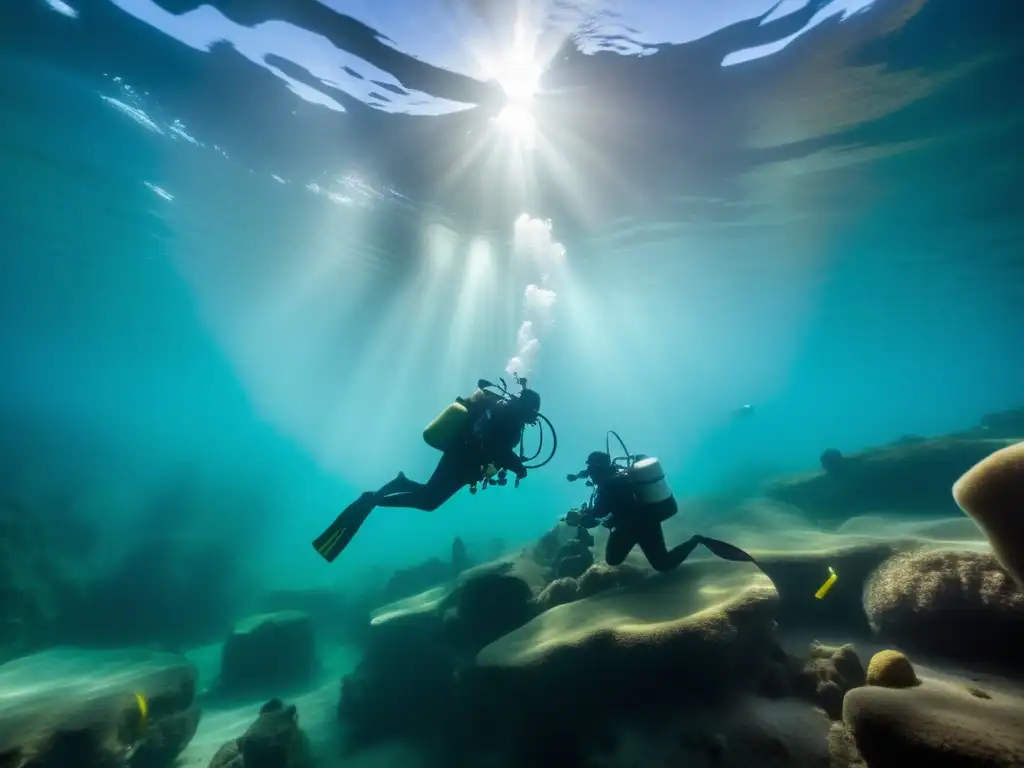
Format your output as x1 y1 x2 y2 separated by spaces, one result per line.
627 456 678 522
423 401 470 451
424 385 506 452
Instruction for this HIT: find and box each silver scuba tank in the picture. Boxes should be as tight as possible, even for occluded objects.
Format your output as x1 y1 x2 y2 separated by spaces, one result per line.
627 456 678 521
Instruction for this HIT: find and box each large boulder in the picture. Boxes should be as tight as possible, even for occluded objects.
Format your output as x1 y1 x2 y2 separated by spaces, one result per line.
218 611 316 697
339 554 549 747
0 648 200 768
470 560 778 719
863 548 1024 669
341 584 454 736
763 437 1018 522
843 662 1024 766
207 698 312 768
256 586 370 647
456 560 783 762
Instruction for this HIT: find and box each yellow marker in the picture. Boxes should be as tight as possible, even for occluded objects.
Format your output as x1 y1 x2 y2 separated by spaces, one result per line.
814 566 837 599
135 692 149 728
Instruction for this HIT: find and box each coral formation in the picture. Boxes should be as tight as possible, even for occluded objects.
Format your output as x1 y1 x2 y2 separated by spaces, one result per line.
865 650 918 689
863 548 1024 668
953 440 1024 588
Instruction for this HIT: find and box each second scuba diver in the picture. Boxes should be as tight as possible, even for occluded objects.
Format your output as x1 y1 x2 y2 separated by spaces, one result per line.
314 376 551 563
565 433 755 572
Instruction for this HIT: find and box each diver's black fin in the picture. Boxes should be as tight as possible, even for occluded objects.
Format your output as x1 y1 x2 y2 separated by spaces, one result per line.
313 493 375 563
699 537 757 564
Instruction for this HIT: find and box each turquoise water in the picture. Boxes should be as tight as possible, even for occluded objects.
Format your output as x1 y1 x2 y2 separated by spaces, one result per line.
2 0 1023 599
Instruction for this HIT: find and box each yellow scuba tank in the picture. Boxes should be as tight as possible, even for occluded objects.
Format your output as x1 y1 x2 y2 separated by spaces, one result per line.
628 457 678 522
423 402 469 451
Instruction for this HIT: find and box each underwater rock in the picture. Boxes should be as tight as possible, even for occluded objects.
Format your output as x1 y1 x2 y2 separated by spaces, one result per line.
339 554 549 747
533 577 579 611
764 436 1018 522
469 562 779 724
529 521 582 569
555 553 591 579
377 535 474 606
553 538 594 579
448 568 536 653
820 448 844 473
378 556 451 604
552 544 593 581
218 611 316 697
0 648 200 768
451 536 470 575
863 548 1024 669
499 695 832 768
843 676 1024 767
791 642 866 721
207 698 311 768
953 440 1024 589
341 587 454 746
577 561 647 598
256 586 371 646
530 527 561 567
978 407 1024 438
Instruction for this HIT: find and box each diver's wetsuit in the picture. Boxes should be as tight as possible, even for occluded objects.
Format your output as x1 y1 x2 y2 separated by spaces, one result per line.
582 472 697 572
374 400 528 512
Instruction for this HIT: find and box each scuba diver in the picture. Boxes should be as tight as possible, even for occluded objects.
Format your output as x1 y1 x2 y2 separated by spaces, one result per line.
313 375 557 563
731 403 755 419
564 432 756 572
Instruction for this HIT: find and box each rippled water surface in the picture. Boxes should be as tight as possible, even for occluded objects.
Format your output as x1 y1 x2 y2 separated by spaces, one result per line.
1 0 1022 579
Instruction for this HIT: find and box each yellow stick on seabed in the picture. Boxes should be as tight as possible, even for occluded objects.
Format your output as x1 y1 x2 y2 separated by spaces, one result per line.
815 566 837 599
135 692 149 728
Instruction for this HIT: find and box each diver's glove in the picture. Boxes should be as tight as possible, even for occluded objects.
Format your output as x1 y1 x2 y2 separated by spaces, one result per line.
564 509 582 527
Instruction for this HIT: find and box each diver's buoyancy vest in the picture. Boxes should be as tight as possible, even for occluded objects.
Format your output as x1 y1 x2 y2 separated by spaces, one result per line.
627 457 678 522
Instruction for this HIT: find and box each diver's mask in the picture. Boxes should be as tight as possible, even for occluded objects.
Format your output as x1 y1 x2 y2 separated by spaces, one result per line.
566 451 613 485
